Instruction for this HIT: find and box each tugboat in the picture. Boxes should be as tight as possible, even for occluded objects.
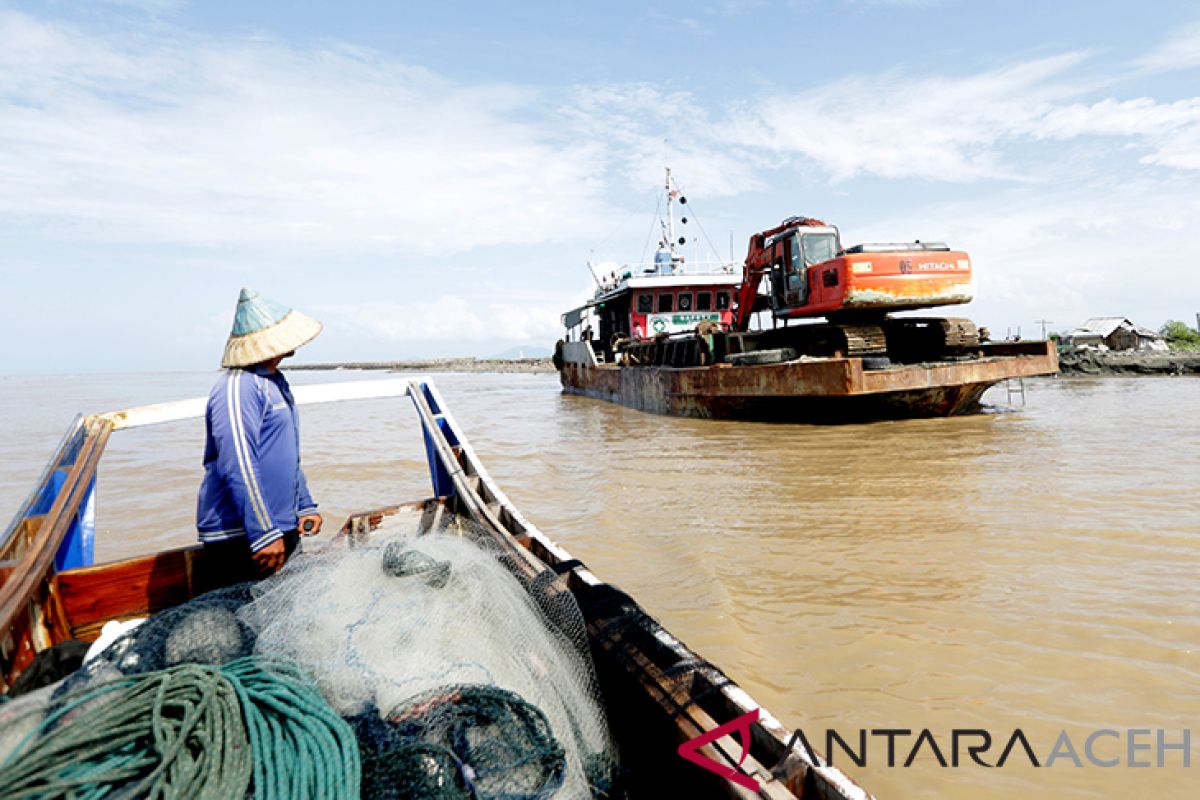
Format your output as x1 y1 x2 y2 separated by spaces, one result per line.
554 170 1058 421
574 168 741 349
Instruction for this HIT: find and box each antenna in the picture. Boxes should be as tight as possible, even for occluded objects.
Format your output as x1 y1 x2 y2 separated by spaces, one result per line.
1034 319 1053 340
665 167 676 259
585 258 602 287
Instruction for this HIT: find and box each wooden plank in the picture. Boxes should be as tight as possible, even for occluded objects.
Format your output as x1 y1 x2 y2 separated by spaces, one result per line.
0 419 112 648
418 501 446 534
0 416 84 563
0 515 44 562
45 577 73 643
99 378 415 431
55 546 200 641
2 607 37 689
22 515 43 548
590 624 787 797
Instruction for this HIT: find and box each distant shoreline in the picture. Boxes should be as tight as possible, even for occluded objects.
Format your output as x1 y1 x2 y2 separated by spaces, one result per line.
1057 350 1200 375
289 351 1200 377
288 357 556 374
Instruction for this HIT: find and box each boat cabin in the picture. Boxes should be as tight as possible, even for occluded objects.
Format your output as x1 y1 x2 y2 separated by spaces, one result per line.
560 167 744 364
562 273 740 362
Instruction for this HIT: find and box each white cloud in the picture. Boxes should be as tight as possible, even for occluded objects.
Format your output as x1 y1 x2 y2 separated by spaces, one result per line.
1135 20 1200 73
718 50 1200 181
0 12 615 256
5 6 1200 371
102 0 188 12
840 0 943 7
710 1 768 16
861 178 1200 332
722 54 1091 182
7 10 1199 262
564 84 767 198
646 9 713 37
312 296 563 343
1033 97 1200 171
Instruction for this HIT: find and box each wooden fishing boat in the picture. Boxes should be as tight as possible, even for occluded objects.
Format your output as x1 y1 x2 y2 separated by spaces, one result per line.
0 378 871 799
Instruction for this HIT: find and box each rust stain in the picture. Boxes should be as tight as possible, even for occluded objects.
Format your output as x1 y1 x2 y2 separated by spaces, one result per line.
844 278 974 308
560 341 1057 422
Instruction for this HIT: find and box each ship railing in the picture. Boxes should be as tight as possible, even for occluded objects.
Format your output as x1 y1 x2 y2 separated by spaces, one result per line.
611 259 740 277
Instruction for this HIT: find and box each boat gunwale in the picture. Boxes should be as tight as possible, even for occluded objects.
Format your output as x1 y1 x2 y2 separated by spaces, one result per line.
406 380 873 800
0 414 87 560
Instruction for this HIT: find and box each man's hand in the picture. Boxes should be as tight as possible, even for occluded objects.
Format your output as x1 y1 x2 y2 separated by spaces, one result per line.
252 538 287 575
298 514 323 536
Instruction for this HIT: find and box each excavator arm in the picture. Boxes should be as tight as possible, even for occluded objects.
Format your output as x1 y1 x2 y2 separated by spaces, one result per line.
732 242 767 331
733 216 828 332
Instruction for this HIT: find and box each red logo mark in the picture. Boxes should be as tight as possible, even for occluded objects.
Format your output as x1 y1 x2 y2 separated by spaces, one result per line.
677 708 762 791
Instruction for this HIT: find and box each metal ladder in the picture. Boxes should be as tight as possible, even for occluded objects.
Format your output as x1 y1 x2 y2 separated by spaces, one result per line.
1005 376 1027 407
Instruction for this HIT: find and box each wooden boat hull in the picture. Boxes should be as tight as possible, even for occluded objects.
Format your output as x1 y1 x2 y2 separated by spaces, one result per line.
0 379 872 799
560 341 1059 421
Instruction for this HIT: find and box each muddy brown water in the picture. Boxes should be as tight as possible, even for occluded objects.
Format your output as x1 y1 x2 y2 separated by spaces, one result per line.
1 370 1197 798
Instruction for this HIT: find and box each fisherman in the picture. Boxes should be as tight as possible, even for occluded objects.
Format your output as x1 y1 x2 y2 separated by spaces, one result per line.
196 288 324 577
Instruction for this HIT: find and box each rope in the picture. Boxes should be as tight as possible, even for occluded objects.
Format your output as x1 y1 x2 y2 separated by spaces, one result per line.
639 190 664 265
0 657 360 800
669 176 727 264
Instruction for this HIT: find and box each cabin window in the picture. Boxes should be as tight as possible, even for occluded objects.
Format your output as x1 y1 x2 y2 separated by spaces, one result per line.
657 292 674 313
696 292 712 311
788 235 805 276
677 292 693 311
716 291 730 310
636 293 653 314
803 232 839 267
787 234 806 292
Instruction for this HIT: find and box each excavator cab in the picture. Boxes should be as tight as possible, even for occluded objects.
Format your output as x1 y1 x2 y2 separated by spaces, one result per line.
772 227 842 312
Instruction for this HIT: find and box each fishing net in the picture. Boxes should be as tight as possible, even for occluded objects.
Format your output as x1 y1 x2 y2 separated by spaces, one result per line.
12 507 617 797
346 684 567 799
0 679 62 766
0 657 360 800
55 582 257 698
238 508 618 798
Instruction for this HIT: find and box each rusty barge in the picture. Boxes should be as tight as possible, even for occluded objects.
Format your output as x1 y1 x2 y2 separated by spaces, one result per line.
557 339 1057 421
554 169 1058 421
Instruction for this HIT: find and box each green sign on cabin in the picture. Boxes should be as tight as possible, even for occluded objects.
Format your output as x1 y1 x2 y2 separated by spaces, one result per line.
673 312 720 325
648 312 720 334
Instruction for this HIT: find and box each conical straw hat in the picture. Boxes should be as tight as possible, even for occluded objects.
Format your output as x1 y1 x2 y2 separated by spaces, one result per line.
221 288 323 368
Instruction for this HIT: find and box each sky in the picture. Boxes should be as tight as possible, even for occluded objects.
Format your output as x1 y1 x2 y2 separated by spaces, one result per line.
2 0 1199 372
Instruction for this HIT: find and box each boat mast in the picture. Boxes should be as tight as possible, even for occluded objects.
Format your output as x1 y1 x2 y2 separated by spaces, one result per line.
585 257 602 288
665 167 676 259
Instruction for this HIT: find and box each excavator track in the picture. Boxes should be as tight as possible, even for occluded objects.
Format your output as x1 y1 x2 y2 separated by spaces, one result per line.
883 316 981 361
835 324 888 357
935 317 980 348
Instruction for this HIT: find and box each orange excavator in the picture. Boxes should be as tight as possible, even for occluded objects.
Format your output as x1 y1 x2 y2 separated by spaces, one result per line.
732 216 981 359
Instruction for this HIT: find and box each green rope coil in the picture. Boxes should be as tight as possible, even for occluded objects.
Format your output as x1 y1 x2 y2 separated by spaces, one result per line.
0 656 359 800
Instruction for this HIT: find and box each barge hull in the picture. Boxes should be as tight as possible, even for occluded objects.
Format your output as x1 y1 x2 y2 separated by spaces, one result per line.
560 341 1058 421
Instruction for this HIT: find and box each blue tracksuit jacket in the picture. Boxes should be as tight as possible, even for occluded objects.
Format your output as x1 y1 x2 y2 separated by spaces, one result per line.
196 367 317 553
